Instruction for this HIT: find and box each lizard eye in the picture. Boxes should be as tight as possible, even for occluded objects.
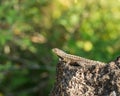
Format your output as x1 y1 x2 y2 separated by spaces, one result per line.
69 62 80 66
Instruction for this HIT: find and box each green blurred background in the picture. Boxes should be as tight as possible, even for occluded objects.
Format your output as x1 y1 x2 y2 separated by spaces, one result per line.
0 0 120 96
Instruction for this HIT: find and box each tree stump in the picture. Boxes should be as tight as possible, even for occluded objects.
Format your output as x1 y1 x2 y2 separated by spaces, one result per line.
50 49 120 96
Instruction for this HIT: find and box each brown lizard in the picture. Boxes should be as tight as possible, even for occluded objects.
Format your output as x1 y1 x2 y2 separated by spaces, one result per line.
52 48 106 67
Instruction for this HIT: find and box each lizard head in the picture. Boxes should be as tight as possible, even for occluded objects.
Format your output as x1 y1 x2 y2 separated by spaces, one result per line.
52 48 66 58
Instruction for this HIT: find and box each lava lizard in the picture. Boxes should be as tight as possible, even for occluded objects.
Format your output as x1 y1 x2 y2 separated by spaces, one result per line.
52 48 105 67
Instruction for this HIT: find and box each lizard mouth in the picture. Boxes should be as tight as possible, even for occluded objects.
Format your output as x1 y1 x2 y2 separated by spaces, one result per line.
52 48 57 54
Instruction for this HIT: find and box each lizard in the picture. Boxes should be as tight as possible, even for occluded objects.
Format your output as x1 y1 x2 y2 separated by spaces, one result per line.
52 48 106 67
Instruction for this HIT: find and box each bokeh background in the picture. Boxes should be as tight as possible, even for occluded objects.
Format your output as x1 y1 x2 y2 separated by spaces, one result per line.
0 0 120 96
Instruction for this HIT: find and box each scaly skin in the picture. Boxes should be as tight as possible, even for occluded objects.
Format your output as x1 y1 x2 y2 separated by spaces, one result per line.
52 48 105 66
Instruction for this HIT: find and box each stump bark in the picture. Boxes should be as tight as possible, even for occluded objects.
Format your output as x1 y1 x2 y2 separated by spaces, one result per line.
50 53 120 96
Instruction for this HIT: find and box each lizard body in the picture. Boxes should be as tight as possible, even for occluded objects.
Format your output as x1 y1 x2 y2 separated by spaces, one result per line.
52 48 105 66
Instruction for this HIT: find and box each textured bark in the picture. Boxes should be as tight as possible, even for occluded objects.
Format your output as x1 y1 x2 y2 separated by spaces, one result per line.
50 55 120 96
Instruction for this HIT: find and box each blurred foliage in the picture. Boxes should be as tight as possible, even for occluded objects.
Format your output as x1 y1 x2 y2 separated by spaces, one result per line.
0 0 120 96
